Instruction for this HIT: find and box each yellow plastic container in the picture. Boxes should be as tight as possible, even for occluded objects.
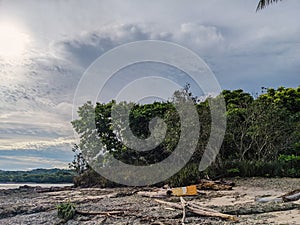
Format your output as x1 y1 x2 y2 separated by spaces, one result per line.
172 185 197 196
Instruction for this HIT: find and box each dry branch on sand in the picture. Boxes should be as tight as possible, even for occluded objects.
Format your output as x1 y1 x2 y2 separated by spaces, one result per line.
222 202 300 215
256 189 300 203
281 189 300 202
76 209 134 216
155 198 239 222
137 190 172 198
180 197 187 224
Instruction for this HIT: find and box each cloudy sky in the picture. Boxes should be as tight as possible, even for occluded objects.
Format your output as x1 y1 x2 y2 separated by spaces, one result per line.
0 0 299 170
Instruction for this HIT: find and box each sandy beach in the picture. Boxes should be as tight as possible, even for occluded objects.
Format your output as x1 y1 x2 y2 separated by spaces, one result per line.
0 178 299 225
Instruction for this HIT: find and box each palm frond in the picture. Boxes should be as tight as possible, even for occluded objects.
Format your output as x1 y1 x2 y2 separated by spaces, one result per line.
256 0 282 11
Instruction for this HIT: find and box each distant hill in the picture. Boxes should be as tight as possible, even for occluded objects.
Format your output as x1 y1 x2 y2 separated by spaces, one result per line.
0 168 75 183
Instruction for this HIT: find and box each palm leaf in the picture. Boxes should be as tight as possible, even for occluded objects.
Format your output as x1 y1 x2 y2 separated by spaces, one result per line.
256 0 282 11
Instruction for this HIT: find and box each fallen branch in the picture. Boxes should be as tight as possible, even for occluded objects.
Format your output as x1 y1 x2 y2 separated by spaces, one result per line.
188 205 238 221
187 202 223 214
155 199 182 209
155 199 238 222
137 190 172 198
256 189 300 203
180 197 186 224
73 191 138 204
76 210 127 216
256 197 283 203
281 189 300 202
18 185 74 193
222 202 300 215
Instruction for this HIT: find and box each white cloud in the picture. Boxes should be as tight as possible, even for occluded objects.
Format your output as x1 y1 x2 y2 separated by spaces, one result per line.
174 23 224 50
0 0 300 169
0 136 74 151
0 155 70 170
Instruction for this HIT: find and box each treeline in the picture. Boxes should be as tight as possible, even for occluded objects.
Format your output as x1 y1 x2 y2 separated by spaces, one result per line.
71 86 300 187
0 168 74 183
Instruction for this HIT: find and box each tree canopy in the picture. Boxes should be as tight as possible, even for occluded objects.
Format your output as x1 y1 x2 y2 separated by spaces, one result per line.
71 86 300 187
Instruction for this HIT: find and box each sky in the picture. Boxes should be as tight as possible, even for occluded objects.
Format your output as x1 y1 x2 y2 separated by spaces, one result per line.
0 0 299 170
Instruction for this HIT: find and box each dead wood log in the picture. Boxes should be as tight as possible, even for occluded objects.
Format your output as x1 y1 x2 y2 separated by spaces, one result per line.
137 190 172 198
187 206 238 221
76 210 124 216
75 210 128 216
256 189 300 203
155 199 238 222
73 192 131 204
180 197 186 224
67 191 139 210
34 186 73 193
255 197 283 203
187 202 223 214
222 202 300 215
155 199 183 209
281 189 300 202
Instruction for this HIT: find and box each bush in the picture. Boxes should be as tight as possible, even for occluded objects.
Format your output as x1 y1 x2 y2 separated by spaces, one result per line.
73 169 122 188
57 202 76 221
209 159 300 178
164 163 200 187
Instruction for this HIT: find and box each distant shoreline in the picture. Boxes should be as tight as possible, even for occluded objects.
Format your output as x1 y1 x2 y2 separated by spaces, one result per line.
0 168 74 184
0 182 73 190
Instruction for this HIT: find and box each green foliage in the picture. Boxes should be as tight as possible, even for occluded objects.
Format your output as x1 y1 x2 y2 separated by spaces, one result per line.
57 201 76 221
278 154 300 177
71 86 299 187
259 86 300 113
166 163 200 187
226 168 240 176
278 154 300 162
211 159 300 178
73 169 121 188
68 144 88 175
221 87 299 163
0 169 74 183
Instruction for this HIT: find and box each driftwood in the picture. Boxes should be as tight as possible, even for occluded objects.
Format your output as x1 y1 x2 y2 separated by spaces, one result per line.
72 192 120 204
256 189 300 203
76 210 128 216
137 190 172 198
197 179 234 191
155 199 238 222
256 197 283 203
55 209 130 225
222 202 300 215
281 189 300 202
187 201 224 214
73 191 138 204
17 185 74 193
180 197 187 224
